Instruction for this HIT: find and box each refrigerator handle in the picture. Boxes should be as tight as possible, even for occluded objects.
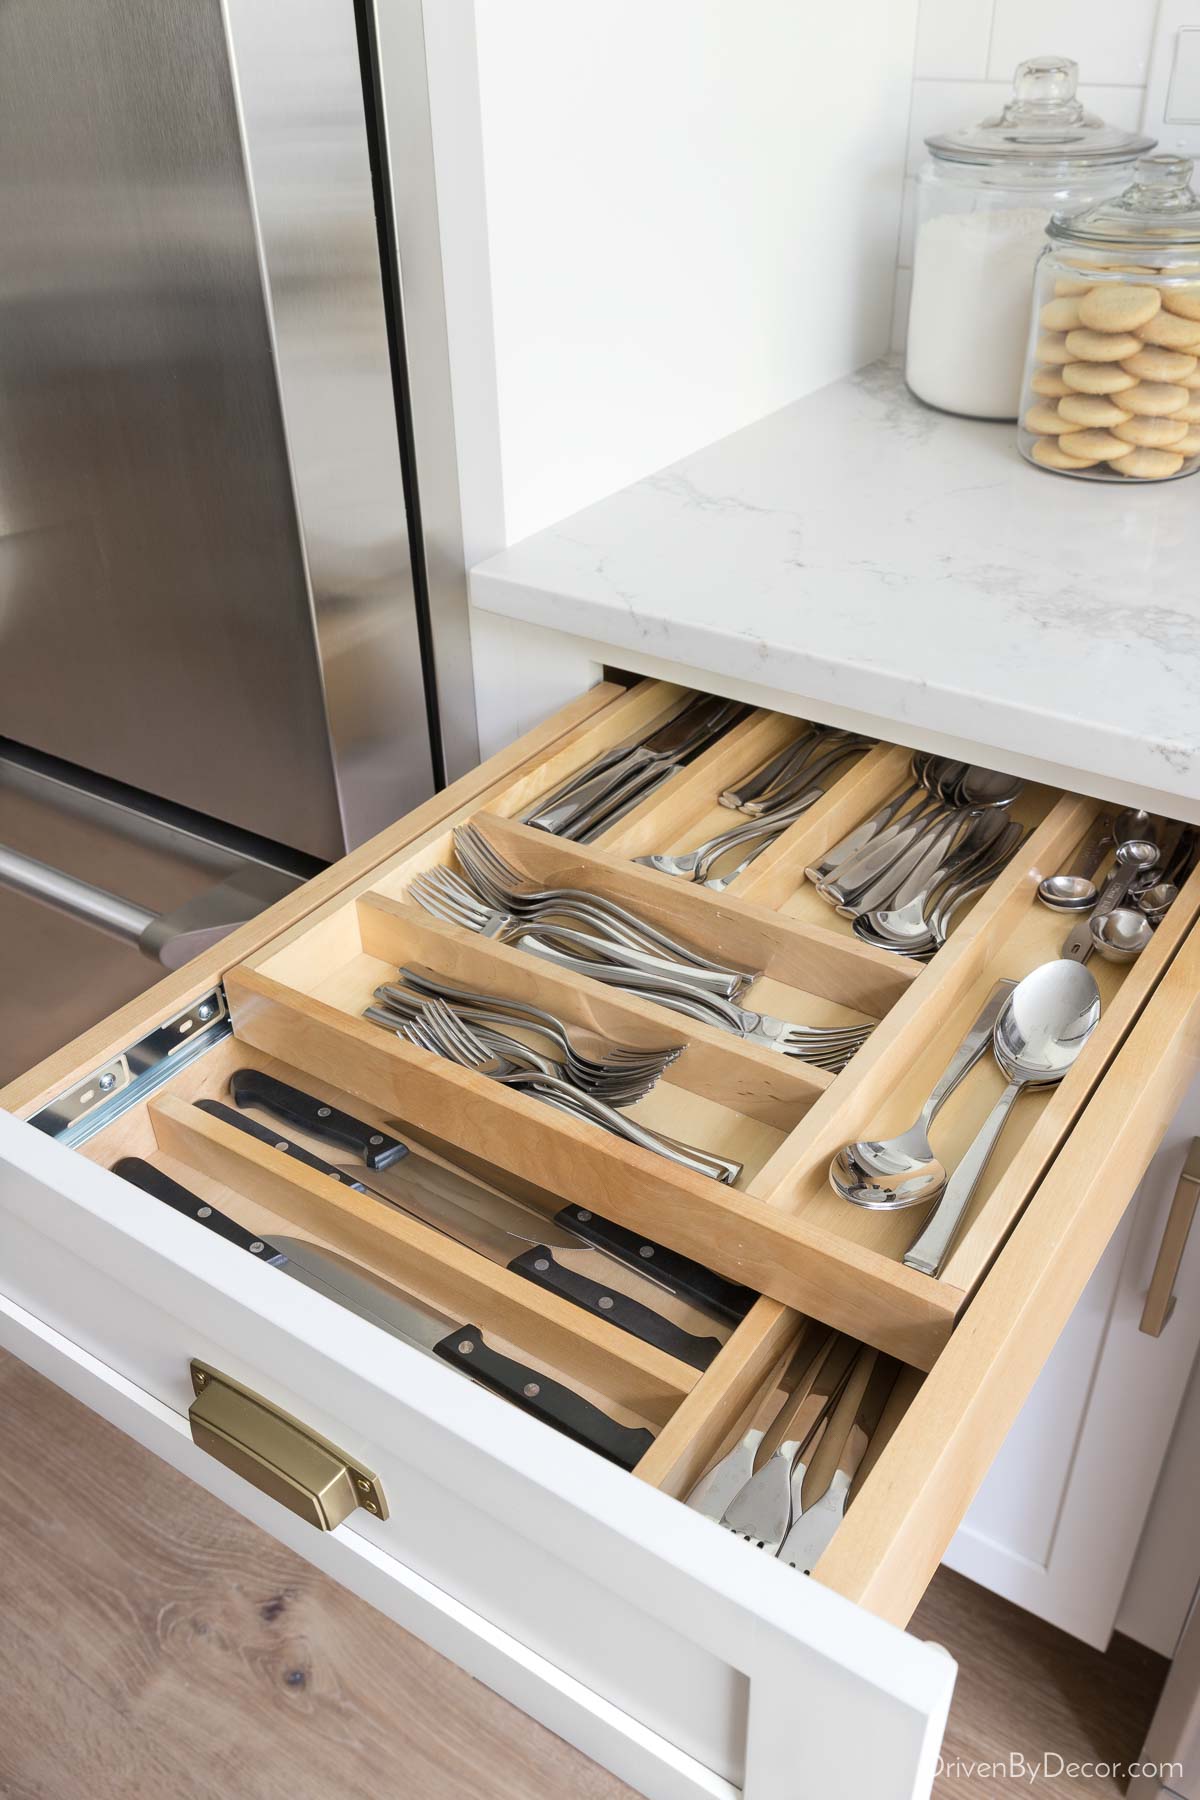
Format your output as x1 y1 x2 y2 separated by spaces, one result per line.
0 843 300 968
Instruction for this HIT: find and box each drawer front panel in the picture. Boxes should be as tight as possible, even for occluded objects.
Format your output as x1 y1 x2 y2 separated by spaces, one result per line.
0 1113 954 1800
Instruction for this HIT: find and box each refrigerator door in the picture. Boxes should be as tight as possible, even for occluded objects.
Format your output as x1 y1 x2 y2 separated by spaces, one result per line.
0 0 436 860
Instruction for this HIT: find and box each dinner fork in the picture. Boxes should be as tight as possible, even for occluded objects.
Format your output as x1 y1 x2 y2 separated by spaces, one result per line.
408 864 748 1000
401 1001 742 1182
453 825 754 988
514 938 874 1070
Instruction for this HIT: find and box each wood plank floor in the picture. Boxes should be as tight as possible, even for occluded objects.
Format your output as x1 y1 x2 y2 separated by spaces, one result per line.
0 1350 1167 1799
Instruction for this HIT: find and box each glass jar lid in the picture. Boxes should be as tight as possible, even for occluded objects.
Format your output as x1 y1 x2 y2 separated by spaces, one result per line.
1049 155 1200 253
925 56 1155 168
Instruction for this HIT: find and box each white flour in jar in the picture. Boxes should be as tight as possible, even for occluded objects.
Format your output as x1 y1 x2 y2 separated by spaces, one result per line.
905 206 1050 419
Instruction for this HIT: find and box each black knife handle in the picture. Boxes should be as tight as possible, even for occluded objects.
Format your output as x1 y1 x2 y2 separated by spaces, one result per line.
113 1157 285 1263
506 1248 720 1372
553 1206 756 1326
432 1324 655 1471
196 1100 372 1192
230 1069 408 1171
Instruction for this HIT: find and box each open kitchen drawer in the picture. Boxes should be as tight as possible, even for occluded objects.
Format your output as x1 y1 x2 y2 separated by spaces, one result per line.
3 676 1200 1800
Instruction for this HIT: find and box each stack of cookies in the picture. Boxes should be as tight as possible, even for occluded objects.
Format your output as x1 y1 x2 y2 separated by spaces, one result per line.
1021 277 1200 480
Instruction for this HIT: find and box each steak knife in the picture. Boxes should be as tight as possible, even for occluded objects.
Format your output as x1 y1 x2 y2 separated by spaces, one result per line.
227 1068 755 1327
197 1097 721 1371
112 1157 655 1471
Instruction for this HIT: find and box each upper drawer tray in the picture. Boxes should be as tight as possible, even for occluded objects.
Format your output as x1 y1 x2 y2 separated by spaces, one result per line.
222 679 1200 1368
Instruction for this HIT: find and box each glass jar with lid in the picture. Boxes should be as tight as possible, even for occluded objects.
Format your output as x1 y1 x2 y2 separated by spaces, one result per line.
1018 156 1200 482
906 57 1153 421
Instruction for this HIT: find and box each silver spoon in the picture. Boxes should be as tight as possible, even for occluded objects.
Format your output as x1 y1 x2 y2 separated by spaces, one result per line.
1091 907 1154 962
903 960 1102 1278
954 766 1023 808
1059 840 1159 962
1037 817 1112 913
831 982 1015 1208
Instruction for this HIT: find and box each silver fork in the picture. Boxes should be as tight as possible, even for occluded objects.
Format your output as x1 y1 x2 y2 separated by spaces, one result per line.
513 937 874 1070
453 826 756 990
408 865 748 1000
400 1001 743 1183
368 980 676 1104
384 969 682 1082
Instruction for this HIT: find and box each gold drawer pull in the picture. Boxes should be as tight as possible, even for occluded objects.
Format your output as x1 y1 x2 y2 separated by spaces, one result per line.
1140 1140 1200 1338
188 1361 387 1529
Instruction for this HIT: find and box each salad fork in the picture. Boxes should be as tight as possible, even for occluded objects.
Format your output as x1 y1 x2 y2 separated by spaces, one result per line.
400 1001 743 1183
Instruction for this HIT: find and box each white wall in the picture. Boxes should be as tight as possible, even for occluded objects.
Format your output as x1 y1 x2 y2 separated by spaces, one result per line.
424 0 919 557
891 0 1160 347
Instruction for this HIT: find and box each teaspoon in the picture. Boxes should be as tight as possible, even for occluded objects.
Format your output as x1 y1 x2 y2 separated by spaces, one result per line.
903 960 1102 1278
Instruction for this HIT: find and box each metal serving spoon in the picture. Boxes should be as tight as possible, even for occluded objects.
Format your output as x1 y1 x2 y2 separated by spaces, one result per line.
902 960 1102 1278
831 981 1015 1208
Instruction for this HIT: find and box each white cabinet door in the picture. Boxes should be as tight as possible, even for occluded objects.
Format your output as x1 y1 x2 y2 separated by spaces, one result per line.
944 1072 1200 1650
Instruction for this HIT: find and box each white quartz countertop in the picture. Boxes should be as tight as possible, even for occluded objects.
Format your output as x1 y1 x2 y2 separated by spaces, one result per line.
470 360 1200 823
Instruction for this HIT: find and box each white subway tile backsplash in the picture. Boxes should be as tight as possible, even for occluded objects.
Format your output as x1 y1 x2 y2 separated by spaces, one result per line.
914 0 996 80
987 0 1158 87
897 177 918 268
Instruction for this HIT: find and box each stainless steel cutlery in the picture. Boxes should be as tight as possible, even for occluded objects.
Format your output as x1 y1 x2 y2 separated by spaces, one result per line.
831 981 1016 1209
901 961 1102 1277
524 693 748 839
402 825 875 1070
113 1157 656 1469
798 753 1026 958
392 998 745 1183
637 733 867 889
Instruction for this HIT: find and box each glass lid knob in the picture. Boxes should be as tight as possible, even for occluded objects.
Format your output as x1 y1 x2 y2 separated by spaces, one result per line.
1002 55 1085 126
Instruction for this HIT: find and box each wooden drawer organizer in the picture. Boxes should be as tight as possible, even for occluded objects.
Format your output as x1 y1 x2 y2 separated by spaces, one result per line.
222 678 1200 1371
16 674 1200 1636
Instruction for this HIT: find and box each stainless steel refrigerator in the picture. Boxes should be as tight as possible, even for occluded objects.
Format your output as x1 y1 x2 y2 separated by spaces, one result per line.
0 0 474 1076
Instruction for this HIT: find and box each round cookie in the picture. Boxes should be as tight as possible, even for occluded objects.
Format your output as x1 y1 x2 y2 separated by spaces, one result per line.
1061 361 1138 395
1040 297 1083 331
1036 332 1073 365
1113 446 1185 479
1064 328 1144 362
1175 398 1200 422
1161 283 1200 322
1119 381 1189 416
1182 366 1200 389
1077 284 1162 333
1120 346 1197 382
1137 310 1200 349
1112 416 1189 448
1055 276 1093 297
1173 426 1200 454
1031 437 1099 470
1031 367 1073 398
1057 393 1132 428
1057 428 1134 460
1024 403 1073 434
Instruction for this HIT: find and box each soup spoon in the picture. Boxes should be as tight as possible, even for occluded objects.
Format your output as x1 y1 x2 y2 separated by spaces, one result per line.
831 982 1015 1208
903 960 1102 1278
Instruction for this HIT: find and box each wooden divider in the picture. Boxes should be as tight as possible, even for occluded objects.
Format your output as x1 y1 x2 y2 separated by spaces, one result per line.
148 1091 699 1424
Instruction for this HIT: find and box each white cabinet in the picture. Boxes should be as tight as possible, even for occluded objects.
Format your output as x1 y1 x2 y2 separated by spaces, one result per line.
945 1077 1200 1649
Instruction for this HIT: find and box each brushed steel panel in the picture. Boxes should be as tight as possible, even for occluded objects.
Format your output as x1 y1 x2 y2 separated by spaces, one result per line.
0 0 435 859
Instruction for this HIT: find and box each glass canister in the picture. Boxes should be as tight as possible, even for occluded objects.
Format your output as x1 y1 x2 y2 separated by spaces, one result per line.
907 57 1153 421
1019 156 1200 482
